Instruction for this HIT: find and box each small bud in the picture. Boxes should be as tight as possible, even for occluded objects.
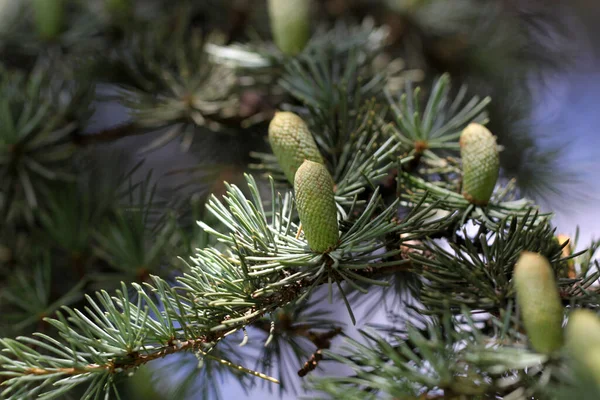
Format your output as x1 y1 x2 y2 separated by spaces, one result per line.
267 0 311 56
294 160 338 253
32 0 65 40
460 123 499 206
566 310 600 389
514 251 564 354
268 111 324 185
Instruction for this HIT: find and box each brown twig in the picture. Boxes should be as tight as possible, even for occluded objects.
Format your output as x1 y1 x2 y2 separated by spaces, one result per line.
298 350 323 377
20 255 414 380
20 278 310 378
73 123 148 146
24 336 212 376
298 327 343 377
25 365 108 376
306 327 343 349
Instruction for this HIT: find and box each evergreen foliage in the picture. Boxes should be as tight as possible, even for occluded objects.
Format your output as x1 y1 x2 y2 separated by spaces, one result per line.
0 1 596 399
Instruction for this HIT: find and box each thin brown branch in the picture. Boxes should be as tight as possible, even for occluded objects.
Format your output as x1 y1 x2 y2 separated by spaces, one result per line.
25 365 108 376
20 257 414 380
298 349 322 377
298 327 343 377
306 327 343 349
21 278 309 378
22 336 216 377
21 335 227 378
73 123 148 146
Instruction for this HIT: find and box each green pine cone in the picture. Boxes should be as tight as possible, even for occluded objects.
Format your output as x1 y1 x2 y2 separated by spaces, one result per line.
268 111 324 185
106 0 133 15
294 160 339 253
514 251 564 354
460 123 499 206
566 310 600 389
267 0 310 56
32 0 65 40
566 310 600 355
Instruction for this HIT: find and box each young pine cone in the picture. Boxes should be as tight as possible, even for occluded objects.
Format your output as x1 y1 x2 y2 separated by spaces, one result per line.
294 160 339 253
267 0 311 56
514 251 564 354
566 310 600 388
460 123 499 206
268 111 324 185
32 0 65 40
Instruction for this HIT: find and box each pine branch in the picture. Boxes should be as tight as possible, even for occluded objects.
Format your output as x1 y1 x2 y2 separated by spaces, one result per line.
0 254 399 399
0 60 94 224
399 172 551 230
384 73 490 160
105 13 241 153
0 254 85 336
0 172 448 399
309 311 550 399
409 213 594 314
1 3 597 399
0 1 103 62
206 18 389 73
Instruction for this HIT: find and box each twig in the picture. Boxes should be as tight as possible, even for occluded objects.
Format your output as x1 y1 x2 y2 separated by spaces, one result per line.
298 327 343 377
73 123 148 146
23 336 210 377
298 350 322 377
20 279 309 379
18 259 408 381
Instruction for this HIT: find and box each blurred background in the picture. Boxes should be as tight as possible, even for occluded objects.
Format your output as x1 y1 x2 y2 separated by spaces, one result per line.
0 0 599 399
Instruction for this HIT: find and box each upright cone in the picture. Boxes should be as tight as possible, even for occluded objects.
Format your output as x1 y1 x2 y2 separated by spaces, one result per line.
460 123 499 206
106 0 133 16
267 0 311 56
513 251 564 354
566 310 600 389
32 0 65 40
268 111 324 185
294 160 338 253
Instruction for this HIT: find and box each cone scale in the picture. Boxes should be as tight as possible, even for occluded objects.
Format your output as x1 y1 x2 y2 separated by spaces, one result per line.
513 251 564 354
268 111 324 185
294 160 339 253
460 123 499 206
